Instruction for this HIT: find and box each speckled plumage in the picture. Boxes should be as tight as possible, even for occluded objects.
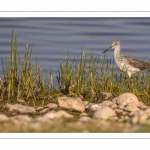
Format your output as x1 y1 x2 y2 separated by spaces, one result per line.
103 40 150 77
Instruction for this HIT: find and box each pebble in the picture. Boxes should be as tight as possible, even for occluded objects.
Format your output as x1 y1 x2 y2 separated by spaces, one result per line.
35 107 44 111
88 104 102 111
124 105 139 112
44 103 58 110
39 108 50 114
79 116 92 122
80 112 89 117
0 114 9 122
4 103 36 114
82 101 89 107
110 104 117 109
118 104 126 110
93 107 116 120
10 115 32 122
115 109 124 115
131 110 148 125
57 96 85 112
43 110 73 119
1 93 150 132
117 93 140 106
144 107 150 117
101 100 113 107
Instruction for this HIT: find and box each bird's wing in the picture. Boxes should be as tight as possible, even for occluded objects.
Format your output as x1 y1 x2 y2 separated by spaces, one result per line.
123 55 150 70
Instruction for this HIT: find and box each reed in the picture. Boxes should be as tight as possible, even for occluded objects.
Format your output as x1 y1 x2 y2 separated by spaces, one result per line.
58 48 150 104
0 30 150 106
0 30 54 106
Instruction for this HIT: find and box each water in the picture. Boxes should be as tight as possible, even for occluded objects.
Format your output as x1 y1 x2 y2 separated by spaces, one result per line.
1 17 150 79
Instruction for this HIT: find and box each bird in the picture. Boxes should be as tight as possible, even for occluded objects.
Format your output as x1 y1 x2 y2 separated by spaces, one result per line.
102 40 150 77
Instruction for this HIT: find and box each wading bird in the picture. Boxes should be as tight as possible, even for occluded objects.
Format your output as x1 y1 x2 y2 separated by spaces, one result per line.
102 40 150 77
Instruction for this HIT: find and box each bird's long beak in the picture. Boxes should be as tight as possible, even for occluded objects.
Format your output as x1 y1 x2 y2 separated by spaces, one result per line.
102 46 112 53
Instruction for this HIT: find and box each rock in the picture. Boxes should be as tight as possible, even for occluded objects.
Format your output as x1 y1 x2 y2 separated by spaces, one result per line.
0 114 9 122
122 111 129 116
43 110 73 119
112 97 118 104
80 112 89 117
93 107 116 120
82 101 89 107
124 105 139 112
109 116 119 120
10 115 32 122
138 102 148 109
35 107 44 111
34 116 52 123
101 100 113 107
131 110 148 125
4 103 36 114
29 122 42 131
57 96 85 112
39 108 50 114
128 111 137 117
131 115 139 125
101 92 112 100
44 103 58 110
115 109 124 115
138 111 148 124
117 93 140 106
8 115 32 127
118 104 126 110
140 105 149 110
144 107 150 117
79 116 92 122
110 104 117 109
88 104 102 111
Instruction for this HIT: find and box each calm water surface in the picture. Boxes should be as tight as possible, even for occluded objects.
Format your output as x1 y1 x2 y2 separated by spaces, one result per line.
0 17 150 78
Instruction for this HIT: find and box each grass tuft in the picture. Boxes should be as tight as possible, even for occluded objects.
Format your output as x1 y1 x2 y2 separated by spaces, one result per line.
0 30 150 106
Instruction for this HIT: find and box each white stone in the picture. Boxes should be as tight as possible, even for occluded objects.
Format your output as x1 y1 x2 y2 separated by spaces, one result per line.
118 104 126 110
144 107 150 117
35 107 44 111
88 104 102 111
117 93 140 106
115 109 124 115
43 110 73 119
44 103 58 110
131 115 139 125
131 110 148 125
93 107 116 120
39 108 50 114
101 100 113 107
0 114 9 122
4 103 36 114
10 115 32 122
80 112 89 117
57 96 85 112
110 104 117 109
124 105 139 112
79 116 92 122
82 101 89 107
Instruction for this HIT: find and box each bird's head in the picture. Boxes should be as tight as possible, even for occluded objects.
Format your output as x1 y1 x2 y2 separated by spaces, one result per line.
103 40 120 53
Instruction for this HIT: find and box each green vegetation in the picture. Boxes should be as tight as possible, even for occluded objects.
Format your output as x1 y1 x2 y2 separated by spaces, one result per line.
0 30 150 106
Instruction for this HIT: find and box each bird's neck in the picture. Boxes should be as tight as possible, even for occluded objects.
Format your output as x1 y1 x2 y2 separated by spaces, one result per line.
114 45 121 59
